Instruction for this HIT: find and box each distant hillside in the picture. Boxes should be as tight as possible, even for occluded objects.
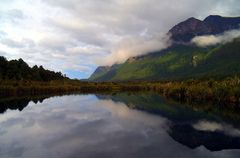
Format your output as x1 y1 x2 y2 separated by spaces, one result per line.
0 56 67 81
89 38 240 81
89 15 240 82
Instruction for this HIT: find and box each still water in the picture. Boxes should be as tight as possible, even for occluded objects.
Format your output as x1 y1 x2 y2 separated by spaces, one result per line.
0 94 240 158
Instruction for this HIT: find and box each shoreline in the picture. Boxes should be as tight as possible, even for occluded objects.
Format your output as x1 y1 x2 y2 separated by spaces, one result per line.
0 76 240 107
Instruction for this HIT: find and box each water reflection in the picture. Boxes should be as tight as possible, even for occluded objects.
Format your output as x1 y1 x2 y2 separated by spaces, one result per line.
169 123 240 151
0 96 50 114
0 94 239 158
98 93 240 151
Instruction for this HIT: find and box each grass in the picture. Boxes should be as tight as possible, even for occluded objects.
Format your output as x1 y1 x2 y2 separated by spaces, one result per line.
1 76 240 107
90 38 240 82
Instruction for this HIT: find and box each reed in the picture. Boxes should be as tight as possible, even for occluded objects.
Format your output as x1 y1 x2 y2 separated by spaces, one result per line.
1 76 240 106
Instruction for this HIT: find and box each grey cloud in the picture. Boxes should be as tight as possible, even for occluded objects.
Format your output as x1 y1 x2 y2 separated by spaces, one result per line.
0 143 25 158
1 38 35 49
22 38 36 48
7 9 25 19
1 0 240 78
38 37 71 52
42 0 240 66
66 45 107 56
214 0 240 16
0 9 25 24
68 65 93 72
45 17 110 47
0 31 7 38
42 0 226 34
1 38 25 48
0 51 7 56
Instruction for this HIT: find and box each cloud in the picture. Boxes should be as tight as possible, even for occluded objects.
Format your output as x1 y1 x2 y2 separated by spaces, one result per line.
1 38 25 48
96 34 172 65
6 9 25 19
0 38 35 49
0 51 7 56
66 45 105 55
0 9 25 24
191 29 240 47
0 31 7 37
0 0 240 78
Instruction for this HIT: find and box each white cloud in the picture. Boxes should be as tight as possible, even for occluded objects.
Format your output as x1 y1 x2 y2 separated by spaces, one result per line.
96 34 171 65
191 29 240 47
0 0 239 78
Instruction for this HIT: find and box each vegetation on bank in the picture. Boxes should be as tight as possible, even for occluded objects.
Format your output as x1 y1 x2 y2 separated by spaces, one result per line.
147 76 240 105
0 56 239 106
1 76 240 106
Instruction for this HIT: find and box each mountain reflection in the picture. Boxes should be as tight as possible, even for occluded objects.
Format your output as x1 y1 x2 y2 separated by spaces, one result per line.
96 93 240 151
0 93 240 157
169 123 240 151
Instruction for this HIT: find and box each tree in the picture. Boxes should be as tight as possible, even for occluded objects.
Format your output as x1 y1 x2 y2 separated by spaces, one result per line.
0 56 67 81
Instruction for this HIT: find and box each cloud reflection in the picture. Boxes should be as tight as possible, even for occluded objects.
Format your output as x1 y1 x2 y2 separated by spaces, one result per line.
0 95 239 158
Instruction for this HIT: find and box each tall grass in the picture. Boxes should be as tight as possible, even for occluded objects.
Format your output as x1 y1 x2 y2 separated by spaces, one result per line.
1 76 240 106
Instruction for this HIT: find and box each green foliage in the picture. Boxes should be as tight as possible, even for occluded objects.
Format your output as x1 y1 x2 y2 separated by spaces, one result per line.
90 38 240 81
0 56 67 81
1 76 240 107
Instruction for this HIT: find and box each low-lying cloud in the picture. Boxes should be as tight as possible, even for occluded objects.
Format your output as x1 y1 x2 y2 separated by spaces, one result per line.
191 29 240 47
1 0 240 78
96 34 171 66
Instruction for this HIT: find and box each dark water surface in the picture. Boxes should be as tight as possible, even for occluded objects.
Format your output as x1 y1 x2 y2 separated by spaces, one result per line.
0 94 240 158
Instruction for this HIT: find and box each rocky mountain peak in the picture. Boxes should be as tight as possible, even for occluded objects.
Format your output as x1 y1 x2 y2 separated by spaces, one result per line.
203 15 222 22
168 15 240 42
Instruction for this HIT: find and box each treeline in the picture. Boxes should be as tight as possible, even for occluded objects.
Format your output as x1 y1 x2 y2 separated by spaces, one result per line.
0 56 67 81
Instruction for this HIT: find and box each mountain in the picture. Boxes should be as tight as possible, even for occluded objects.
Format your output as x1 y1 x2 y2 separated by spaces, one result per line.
89 66 111 80
89 64 121 81
169 15 240 42
89 15 240 82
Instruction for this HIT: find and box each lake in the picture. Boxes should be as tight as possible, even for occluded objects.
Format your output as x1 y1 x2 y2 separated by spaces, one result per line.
0 93 240 158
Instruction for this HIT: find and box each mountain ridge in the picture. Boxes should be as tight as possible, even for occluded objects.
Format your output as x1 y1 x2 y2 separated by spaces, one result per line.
169 15 240 42
89 15 240 81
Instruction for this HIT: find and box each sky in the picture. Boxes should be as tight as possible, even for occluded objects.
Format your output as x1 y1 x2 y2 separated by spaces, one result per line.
0 0 240 79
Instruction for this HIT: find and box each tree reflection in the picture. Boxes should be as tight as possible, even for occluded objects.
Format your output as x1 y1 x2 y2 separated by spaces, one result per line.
0 95 53 114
